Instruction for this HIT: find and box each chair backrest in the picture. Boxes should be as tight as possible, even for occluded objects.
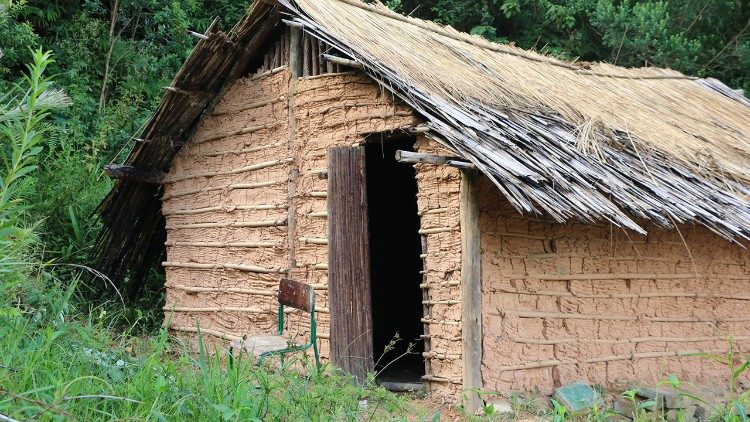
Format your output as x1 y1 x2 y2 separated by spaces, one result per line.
278 278 314 313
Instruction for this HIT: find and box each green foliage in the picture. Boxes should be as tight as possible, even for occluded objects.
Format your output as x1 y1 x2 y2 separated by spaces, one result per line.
0 49 68 277
0 1 41 79
0 275 411 420
1 0 249 299
551 398 568 422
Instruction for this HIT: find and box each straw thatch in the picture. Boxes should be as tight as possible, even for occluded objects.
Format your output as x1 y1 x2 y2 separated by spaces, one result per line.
95 0 750 291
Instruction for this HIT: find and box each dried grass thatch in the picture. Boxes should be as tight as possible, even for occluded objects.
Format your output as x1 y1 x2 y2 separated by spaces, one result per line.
282 0 750 238
95 0 750 291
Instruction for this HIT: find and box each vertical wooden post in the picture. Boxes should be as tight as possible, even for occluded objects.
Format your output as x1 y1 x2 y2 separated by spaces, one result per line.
289 27 302 78
286 26 303 271
460 170 482 414
328 146 374 383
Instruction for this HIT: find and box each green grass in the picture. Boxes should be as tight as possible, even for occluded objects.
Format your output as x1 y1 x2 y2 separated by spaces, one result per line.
0 274 417 421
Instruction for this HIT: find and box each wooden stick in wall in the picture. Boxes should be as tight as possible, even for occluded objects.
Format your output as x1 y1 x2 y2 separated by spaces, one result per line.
162 262 285 274
421 375 462 384
165 241 280 248
167 284 276 296
170 326 243 341
584 349 720 364
165 219 287 230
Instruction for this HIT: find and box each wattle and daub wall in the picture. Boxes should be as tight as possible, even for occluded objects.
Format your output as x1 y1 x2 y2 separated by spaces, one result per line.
161 65 420 361
478 176 750 395
160 36 750 398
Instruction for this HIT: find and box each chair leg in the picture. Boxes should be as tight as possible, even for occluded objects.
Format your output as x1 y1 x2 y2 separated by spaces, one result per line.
313 339 321 370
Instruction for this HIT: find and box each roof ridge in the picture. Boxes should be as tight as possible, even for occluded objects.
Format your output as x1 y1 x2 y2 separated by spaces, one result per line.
326 0 698 81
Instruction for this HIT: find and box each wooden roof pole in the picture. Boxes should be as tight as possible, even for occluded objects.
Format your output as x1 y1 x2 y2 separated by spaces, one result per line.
103 164 166 185
460 169 483 414
395 149 476 170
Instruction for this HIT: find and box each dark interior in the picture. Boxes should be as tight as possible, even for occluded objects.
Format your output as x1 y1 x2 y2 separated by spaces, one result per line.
366 138 425 385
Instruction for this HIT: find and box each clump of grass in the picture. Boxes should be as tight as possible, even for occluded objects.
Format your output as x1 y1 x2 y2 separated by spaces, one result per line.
0 273 412 420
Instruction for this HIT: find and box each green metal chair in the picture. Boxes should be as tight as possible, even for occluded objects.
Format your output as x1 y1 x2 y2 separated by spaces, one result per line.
230 278 320 369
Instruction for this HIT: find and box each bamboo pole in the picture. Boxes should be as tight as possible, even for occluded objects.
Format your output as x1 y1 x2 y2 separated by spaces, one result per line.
164 306 266 313
422 300 460 305
418 226 459 235
200 141 285 158
300 71 358 80
162 262 286 274
507 335 750 345
420 318 460 326
321 54 363 69
418 207 450 216
163 180 283 200
517 273 717 281
167 158 293 183
167 284 276 296
298 237 328 245
421 375 462 384
165 219 287 230
490 309 750 322
170 326 243 341
496 289 750 301
164 204 286 216
422 351 461 360
584 349 722 364
212 95 286 116
497 360 562 371
191 122 282 145
165 241 280 248
249 65 288 80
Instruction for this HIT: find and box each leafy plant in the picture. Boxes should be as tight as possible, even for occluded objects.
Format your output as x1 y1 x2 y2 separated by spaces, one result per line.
551 398 568 422
0 48 69 268
621 388 658 421
690 339 750 421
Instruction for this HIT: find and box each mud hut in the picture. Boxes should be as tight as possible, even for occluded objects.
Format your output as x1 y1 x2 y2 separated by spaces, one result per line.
96 0 750 410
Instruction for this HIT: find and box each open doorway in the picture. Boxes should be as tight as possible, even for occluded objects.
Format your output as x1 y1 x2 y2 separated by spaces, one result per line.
366 137 425 389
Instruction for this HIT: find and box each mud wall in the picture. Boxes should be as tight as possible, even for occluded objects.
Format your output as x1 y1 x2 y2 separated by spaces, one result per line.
478 175 750 394
412 137 464 399
162 67 419 360
285 72 418 358
162 68 292 348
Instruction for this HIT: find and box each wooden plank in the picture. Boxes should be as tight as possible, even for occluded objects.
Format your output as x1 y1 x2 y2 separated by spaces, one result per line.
328 146 374 383
460 170 482 413
278 278 313 312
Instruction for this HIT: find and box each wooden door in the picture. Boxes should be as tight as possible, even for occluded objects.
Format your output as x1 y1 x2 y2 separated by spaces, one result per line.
327 146 374 382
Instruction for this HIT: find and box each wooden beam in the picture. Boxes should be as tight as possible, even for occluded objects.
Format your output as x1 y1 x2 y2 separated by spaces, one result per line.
322 54 363 69
289 26 303 78
395 150 476 170
460 170 482 414
104 164 166 185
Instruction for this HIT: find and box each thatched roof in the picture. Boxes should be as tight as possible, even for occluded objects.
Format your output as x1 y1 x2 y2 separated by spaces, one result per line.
96 0 750 290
